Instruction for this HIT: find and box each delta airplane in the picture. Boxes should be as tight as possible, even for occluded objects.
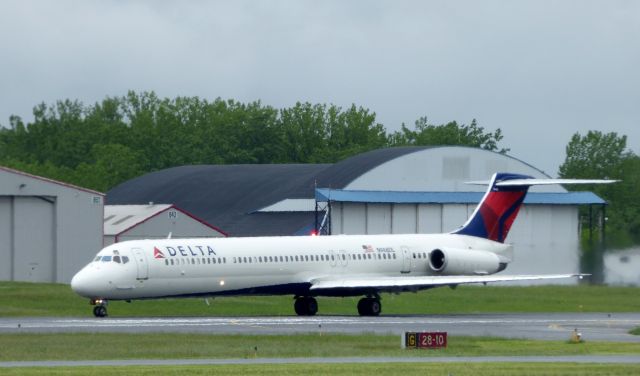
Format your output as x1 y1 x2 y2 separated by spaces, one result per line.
71 173 614 317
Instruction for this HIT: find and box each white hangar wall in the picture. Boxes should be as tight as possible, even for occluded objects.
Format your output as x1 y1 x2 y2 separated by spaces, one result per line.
0 167 104 283
331 203 580 279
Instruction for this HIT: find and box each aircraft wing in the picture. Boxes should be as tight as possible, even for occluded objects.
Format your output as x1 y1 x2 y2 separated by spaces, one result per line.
309 274 587 291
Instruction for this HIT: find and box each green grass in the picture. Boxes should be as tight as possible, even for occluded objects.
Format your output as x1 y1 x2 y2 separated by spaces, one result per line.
1 364 640 376
1 333 640 361
631 327 640 335
1 282 639 317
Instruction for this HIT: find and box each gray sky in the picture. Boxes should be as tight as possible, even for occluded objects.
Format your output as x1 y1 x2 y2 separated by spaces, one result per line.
1 1 638 176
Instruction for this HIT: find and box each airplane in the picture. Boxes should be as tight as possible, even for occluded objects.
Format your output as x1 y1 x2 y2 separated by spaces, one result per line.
71 172 615 317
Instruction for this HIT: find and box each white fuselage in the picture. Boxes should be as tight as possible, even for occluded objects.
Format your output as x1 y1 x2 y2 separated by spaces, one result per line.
71 233 512 300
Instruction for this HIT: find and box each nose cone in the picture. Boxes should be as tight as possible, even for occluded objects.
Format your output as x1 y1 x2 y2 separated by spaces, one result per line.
71 267 102 298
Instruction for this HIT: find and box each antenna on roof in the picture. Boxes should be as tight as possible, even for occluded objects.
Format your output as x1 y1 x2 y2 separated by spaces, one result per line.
167 232 172 239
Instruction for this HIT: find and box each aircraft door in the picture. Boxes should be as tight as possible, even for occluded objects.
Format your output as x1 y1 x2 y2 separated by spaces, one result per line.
132 248 149 280
401 246 411 274
338 250 348 267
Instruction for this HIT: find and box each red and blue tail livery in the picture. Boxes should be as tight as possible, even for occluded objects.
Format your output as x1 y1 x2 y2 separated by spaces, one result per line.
453 173 533 243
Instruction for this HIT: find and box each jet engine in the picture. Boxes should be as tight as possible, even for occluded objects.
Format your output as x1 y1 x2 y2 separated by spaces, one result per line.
428 248 506 275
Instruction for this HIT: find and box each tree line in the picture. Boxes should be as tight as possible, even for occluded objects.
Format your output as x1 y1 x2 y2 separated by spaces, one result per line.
0 91 504 192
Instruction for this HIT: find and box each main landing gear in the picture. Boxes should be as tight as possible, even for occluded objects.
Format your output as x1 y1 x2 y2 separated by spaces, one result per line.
293 295 382 316
91 299 108 317
294 296 318 316
357 296 381 316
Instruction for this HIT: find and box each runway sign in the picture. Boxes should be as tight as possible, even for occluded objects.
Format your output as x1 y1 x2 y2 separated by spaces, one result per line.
402 331 447 349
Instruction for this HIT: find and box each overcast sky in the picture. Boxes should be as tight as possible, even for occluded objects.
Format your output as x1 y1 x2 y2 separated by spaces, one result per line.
1 1 638 176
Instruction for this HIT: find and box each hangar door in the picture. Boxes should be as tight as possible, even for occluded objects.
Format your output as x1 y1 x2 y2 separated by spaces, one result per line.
0 196 56 282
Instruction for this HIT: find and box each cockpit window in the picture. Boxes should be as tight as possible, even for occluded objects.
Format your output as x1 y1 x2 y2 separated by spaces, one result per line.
102 256 112 262
94 256 101 262
113 256 121 264
122 256 130 264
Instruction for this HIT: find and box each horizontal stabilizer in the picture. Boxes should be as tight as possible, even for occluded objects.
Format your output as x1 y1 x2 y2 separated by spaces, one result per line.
466 178 618 186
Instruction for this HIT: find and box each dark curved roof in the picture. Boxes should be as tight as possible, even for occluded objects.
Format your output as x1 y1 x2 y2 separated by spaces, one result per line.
107 164 329 236
107 147 432 236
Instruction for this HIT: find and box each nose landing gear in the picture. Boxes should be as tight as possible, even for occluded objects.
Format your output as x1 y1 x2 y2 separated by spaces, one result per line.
90 299 108 317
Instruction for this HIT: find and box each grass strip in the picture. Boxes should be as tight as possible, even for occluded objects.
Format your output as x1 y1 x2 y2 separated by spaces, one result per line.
1 333 640 361
1 363 640 376
1 282 640 317
631 327 640 335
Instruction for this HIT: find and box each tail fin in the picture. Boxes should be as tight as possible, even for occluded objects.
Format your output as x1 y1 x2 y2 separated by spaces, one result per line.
453 173 531 243
453 173 617 243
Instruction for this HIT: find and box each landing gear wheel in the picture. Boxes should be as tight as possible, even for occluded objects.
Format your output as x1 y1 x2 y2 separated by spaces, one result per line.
93 305 108 318
294 297 318 316
357 297 381 316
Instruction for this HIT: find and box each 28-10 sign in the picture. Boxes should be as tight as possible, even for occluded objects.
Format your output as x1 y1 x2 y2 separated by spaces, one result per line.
404 332 447 349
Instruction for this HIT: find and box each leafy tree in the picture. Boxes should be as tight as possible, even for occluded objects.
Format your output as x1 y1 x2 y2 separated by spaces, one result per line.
559 131 629 179
559 131 640 247
389 117 508 153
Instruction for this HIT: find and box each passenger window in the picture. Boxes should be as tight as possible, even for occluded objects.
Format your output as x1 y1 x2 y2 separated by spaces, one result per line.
113 256 121 263
393 254 397 259
164 259 168 266
102 256 112 262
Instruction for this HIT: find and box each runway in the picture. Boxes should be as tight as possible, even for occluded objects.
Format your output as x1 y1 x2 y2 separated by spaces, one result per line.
2 355 640 368
1 313 639 342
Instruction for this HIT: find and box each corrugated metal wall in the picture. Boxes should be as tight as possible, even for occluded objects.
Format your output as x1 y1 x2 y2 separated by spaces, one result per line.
0 167 104 283
0 196 56 282
331 202 580 283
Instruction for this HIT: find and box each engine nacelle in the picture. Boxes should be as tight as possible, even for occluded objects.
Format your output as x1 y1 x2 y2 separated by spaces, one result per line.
428 248 505 275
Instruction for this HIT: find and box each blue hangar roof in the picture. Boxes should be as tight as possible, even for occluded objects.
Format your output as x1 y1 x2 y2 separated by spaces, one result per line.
315 188 607 205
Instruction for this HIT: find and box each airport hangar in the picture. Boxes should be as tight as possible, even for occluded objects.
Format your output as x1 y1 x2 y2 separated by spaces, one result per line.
0 166 104 283
107 146 606 282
